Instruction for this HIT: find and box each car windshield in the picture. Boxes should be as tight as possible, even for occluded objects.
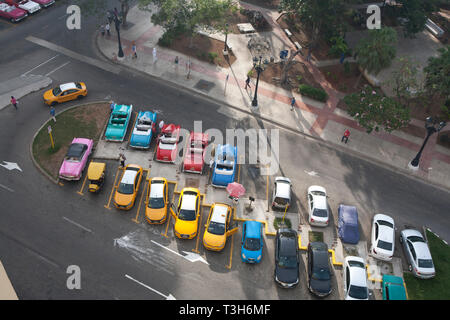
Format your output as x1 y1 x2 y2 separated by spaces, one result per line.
178 209 196 221
311 191 326 197
5 6 15 13
207 221 226 235
312 268 331 280
52 87 62 96
244 237 261 251
118 183 133 195
75 82 82 89
418 259 434 269
278 255 297 268
216 163 233 170
378 220 394 229
313 208 328 217
348 261 365 268
377 239 393 251
349 285 368 300
408 236 425 243
148 197 164 209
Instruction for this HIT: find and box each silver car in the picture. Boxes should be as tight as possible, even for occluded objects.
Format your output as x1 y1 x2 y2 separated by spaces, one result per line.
399 229 435 279
272 177 291 210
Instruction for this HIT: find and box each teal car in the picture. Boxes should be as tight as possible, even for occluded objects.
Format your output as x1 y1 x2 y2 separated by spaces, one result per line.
105 104 133 142
382 275 407 300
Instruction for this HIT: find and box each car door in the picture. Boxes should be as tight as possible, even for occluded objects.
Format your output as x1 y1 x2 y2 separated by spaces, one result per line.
170 203 177 220
134 171 141 194
241 222 247 247
307 246 312 281
226 207 238 237
407 241 417 268
164 182 169 206
344 266 350 296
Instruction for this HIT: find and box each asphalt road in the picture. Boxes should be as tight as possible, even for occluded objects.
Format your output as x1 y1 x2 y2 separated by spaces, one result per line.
0 0 449 300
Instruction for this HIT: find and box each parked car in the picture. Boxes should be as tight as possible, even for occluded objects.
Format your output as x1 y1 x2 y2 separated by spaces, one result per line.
170 188 201 239
43 82 87 106
400 229 435 279
0 2 27 22
370 214 395 261
241 221 264 264
87 161 106 193
105 104 133 142
183 132 209 174
274 228 299 288
307 242 332 297
211 144 237 187
33 0 54 8
113 164 143 210
272 177 292 210
338 204 360 244
307 185 329 226
58 138 93 181
382 275 407 300
343 256 369 300
145 177 169 224
155 124 181 163
5 0 40 14
129 111 157 149
203 203 237 251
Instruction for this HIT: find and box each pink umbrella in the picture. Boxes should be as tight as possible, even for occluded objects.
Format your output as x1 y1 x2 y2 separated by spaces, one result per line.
226 182 246 199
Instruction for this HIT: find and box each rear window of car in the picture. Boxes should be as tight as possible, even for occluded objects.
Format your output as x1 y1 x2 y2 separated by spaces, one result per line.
408 236 425 243
244 238 260 251
377 239 393 251
349 285 368 300
348 261 365 269
274 196 289 205
418 259 434 268
313 208 328 217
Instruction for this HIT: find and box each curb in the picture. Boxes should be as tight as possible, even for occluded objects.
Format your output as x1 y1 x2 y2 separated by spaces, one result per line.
29 100 110 185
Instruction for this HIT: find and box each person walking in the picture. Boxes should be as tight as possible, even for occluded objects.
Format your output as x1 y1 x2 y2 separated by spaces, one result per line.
100 24 105 36
50 106 56 122
152 47 157 64
10 96 17 110
158 120 164 135
245 76 251 90
132 42 137 59
119 153 126 168
110 100 115 113
105 22 110 36
341 129 350 144
290 96 296 111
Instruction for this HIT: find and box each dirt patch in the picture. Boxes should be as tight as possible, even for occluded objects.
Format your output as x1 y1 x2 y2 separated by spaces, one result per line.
167 33 237 68
319 63 371 94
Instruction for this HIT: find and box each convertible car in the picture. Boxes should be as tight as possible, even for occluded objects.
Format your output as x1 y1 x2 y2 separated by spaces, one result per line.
183 132 208 174
0 2 27 22
105 104 133 142
156 124 181 163
58 138 93 181
211 144 237 187
5 0 40 14
129 111 157 149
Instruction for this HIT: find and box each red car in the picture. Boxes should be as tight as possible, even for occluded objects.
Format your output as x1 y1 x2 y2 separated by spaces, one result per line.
5 0 40 14
0 2 27 22
156 124 181 163
183 132 209 174
33 0 54 8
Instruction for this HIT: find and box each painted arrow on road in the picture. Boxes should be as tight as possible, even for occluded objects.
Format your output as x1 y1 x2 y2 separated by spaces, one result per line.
0 161 22 172
151 240 209 265
125 274 176 300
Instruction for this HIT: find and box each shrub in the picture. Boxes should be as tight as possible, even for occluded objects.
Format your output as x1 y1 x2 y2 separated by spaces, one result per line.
296 75 303 83
158 32 174 47
273 217 292 230
298 84 328 102
208 52 218 63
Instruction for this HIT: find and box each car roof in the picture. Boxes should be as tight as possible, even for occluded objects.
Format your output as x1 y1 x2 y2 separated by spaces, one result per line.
278 229 297 255
180 194 197 210
66 143 87 158
310 242 329 267
312 194 327 209
211 204 228 224
121 169 138 184
275 179 291 198
60 82 77 91
0 3 13 10
244 221 262 238
149 181 164 198
401 229 423 239
339 205 358 225
413 242 433 260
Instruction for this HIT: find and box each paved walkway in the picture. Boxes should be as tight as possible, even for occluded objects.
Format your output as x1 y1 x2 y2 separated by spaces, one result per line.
96 2 450 191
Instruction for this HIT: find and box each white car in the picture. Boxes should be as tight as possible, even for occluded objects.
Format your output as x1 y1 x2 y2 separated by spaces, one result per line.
400 229 435 279
343 256 369 300
307 185 329 227
13 0 41 14
370 214 395 261
272 177 292 210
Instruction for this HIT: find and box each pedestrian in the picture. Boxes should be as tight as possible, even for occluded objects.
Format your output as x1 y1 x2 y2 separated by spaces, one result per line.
110 100 115 113
245 76 251 90
158 120 164 134
10 96 17 110
114 7 119 18
105 22 110 36
107 10 113 24
152 47 157 64
50 106 56 122
100 24 105 36
290 96 296 111
341 129 350 144
132 42 137 59
340 52 345 64
119 153 126 167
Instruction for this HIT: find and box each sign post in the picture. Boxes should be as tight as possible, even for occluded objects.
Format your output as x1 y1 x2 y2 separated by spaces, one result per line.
48 125 55 149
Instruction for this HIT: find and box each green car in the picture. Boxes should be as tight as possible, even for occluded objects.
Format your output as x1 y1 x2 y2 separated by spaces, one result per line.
382 275 407 300
105 104 133 142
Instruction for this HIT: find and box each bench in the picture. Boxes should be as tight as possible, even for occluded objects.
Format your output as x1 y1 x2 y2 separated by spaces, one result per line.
284 29 292 37
294 41 302 50
425 18 444 38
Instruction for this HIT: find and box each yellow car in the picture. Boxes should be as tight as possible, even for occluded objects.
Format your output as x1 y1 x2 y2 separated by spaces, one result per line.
113 164 143 210
145 177 169 224
43 82 87 106
203 203 238 251
170 187 201 239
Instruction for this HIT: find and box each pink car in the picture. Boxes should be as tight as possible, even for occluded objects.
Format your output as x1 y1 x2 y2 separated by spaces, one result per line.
59 138 94 181
0 2 27 22
33 0 54 8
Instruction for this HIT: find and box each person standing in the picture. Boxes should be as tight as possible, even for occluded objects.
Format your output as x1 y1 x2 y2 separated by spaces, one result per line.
110 100 115 113
50 106 56 122
290 96 296 111
132 42 137 59
245 76 251 90
105 22 110 36
152 47 157 64
158 120 164 133
119 153 126 168
341 129 350 144
10 96 17 110
100 24 105 36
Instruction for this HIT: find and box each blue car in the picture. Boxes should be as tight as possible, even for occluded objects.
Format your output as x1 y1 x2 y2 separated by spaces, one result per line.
129 111 157 149
211 144 237 187
105 104 133 142
241 221 263 263
338 204 360 244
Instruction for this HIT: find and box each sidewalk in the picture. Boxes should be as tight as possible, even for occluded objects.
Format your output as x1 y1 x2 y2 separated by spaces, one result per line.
95 2 450 191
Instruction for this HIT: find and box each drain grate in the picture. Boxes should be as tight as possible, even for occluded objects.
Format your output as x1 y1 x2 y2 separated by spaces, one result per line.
194 79 215 93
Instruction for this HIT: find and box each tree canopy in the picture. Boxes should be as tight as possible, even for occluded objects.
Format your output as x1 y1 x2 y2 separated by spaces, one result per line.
424 46 450 100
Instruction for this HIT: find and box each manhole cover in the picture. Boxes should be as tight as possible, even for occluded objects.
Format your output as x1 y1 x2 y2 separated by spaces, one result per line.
194 80 215 93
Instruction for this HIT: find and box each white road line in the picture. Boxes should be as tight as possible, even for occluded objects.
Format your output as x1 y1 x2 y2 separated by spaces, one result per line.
0 183 14 192
62 216 93 233
21 54 59 76
125 274 175 300
45 61 70 76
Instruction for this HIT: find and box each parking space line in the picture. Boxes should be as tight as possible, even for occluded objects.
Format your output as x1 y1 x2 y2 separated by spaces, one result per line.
62 216 93 233
76 163 90 195
328 249 343 267
192 195 204 254
45 61 70 76
21 54 59 76
366 264 383 283
226 233 234 270
162 181 177 238
0 183 14 193
132 177 149 224
104 166 121 210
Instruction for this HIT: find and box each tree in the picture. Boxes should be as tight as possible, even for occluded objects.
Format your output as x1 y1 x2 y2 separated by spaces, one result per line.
388 56 420 107
72 0 131 26
398 0 428 37
280 49 302 85
344 85 410 133
424 46 450 101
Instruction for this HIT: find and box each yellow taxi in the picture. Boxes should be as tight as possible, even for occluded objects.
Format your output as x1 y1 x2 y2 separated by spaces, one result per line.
113 164 143 210
43 82 87 106
145 177 169 224
170 187 201 239
203 203 238 251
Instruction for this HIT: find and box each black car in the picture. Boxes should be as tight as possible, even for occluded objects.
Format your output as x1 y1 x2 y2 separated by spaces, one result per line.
274 228 299 288
307 242 332 297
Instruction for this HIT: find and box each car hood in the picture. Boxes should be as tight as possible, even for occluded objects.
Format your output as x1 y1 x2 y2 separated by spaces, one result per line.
203 232 226 247
175 219 197 235
43 89 54 100
275 265 298 284
310 277 331 295
59 160 82 176
10 8 27 18
145 207 166 221
114 192 133 206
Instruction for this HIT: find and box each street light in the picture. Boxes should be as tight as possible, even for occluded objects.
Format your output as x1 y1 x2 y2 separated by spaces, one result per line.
252 55 264 107
114 13 124 59
409 116 446 168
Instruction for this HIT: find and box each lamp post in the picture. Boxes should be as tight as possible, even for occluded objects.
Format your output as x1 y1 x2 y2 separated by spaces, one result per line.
114 13 124 59
252 55 263 107
409 117 446 168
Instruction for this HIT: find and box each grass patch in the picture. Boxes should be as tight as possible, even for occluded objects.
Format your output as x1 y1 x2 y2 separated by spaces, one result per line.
308 231 324 243
404 230 450 300
273 217 292 230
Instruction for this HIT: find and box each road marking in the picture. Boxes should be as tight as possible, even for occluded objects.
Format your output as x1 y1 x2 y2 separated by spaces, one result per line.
226 233 234 269
0 161 22 172
132 177 149 224
192 196 204 254
45 61 70 76
105 166 121 209
77 163 90 195
304 170 319 177
21 54 59 76
125 274 176 300
62 217 93 233
0 183 14 192
150 240 209 265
